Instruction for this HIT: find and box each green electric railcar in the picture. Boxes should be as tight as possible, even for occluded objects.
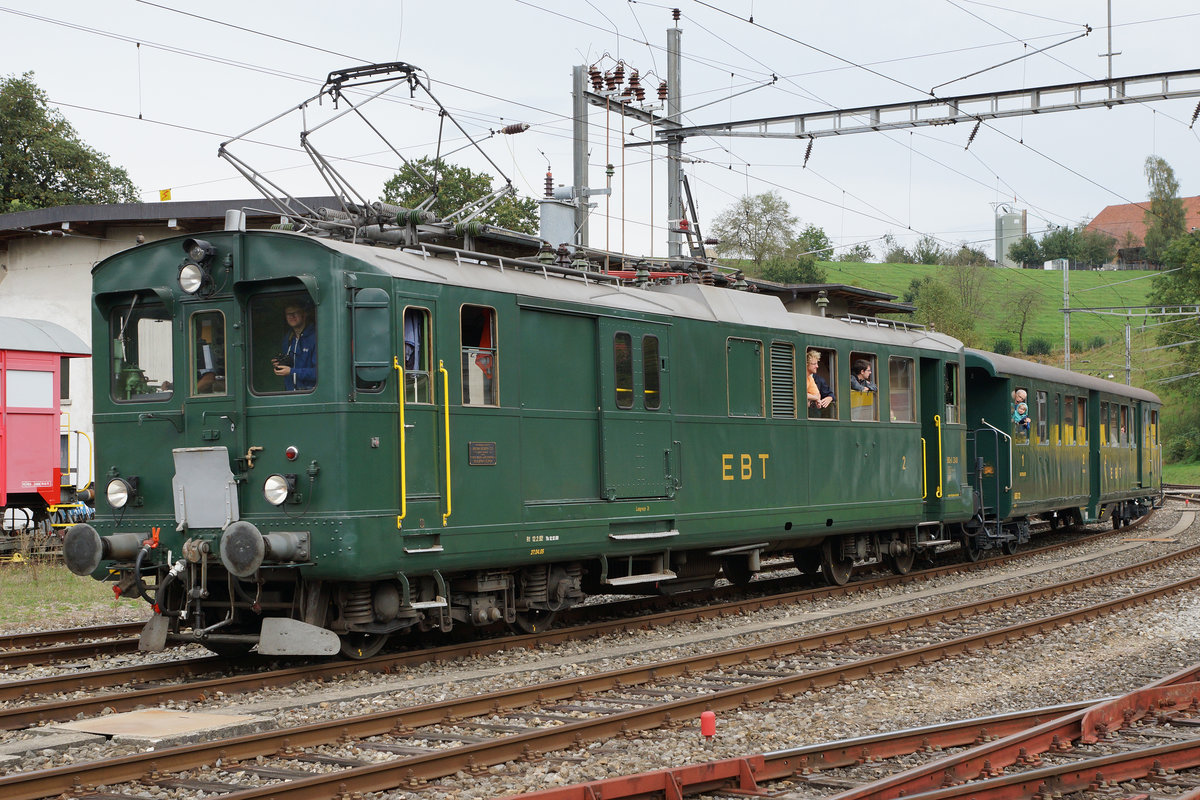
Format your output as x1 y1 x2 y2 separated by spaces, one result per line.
64 229 1160 657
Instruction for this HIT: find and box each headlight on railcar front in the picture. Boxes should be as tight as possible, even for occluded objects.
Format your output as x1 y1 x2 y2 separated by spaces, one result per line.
263 473 296 506
178 263 206 294
105 477 138 509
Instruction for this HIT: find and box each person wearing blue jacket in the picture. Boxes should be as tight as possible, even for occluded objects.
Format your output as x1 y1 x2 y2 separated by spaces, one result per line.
274 302 317 391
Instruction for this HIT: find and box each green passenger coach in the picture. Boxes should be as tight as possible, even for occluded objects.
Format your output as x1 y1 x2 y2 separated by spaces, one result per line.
64 228 1160 657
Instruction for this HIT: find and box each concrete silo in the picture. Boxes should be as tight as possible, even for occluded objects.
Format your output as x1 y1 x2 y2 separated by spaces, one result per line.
994 205 1027 268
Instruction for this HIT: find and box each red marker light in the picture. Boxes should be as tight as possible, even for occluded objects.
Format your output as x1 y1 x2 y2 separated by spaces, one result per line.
700 710 716 738
285 446 299 461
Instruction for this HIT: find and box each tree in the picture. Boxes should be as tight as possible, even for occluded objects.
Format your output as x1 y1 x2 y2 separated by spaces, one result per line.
1007 235 1043 268
381 156 538 235
910 235 947 265
946 241 989 267
1143 155 1186 266
1004 286 1043 351
711 191 797 266
943 261 990 321
1040 226 1079 263
1076 227 1116 267
1 72 138 211
879 232 910 264
758 254 827 284
837 243 875 262
790 223 834 260
911 279 976 345
1150 230 1200 396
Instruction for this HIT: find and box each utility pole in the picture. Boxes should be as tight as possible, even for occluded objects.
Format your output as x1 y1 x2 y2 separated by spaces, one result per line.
666 25 683 259
572 65 589 246
1063 261 1071 370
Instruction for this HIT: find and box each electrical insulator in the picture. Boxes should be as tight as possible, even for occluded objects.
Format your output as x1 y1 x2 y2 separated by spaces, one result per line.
499 122 529 135
672 7 680 22
635 86 646 102
658 81 668 101
803 139 814 168
544 172 554 198
966 120 981 150
605 163 615 178
589 67 603 91
605 71 617 92
613 63 625 84
1191 100 1200 126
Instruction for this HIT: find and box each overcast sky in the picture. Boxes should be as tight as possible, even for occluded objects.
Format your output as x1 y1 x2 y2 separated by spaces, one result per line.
3 1 1198 260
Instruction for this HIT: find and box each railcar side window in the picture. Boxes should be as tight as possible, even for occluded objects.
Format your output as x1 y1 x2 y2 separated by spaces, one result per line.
849 351 877 422
1100 402 1110 445
643 335 661 410
769 342 796 419
1120 405 1129 446
1109 404 1120 446
461 305 497 406
189 311 227 397
887 357 915 422
110 298 173 402
249 292 317 394
728 338 765 418
943 363 959 424
1013 386 1029 443
614 333 634 409
1036 391 1048 444
1077 397 1087 446
1064 396 1076 445
1150 410 1158 447
806 347 837 420
1053 393 1061 445
403 308 432 404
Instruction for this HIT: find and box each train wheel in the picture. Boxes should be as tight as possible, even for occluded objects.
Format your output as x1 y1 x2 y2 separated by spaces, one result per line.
339 632 389 659
1002 538 1019 556
513 610 557 634
1111 503 1124 530
792 549 822 575
886 550 916 576
820 539 853 586
961 535 983 562
721 556 753 587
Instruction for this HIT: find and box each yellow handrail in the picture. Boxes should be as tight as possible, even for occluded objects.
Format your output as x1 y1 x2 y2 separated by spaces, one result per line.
393 356 406 529
934 414 944 499
920 438 927 500
439 360 452 527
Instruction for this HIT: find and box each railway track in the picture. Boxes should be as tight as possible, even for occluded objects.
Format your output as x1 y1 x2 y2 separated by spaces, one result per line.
0 510 1195 800
503 663 1200 800
0 516 1136 672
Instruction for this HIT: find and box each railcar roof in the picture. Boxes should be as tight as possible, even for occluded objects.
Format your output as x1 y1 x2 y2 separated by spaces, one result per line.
317 235 962 353
965 348 1161 404
0 317 89 356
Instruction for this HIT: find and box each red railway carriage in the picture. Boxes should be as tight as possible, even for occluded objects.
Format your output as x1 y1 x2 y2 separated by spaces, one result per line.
0 318 90 526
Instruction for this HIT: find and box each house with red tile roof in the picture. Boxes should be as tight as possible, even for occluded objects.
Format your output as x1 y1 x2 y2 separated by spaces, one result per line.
1086 196 1200 266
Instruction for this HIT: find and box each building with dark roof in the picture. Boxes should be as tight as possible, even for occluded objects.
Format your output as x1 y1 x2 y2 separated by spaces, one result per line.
1086 196 1200 267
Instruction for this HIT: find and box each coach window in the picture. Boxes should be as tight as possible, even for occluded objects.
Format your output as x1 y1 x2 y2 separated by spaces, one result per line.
1151 410 1159 447
1036 391 1048 444
1100 402 1109 445
943 363 960 424
249 292 316 395
1077 397 1088 446
643 335 661 410
1119 405 1129 446
614 333 634 409
110 297 174 402
403 307 432 404
807 347 837 420
189 311 227 397
888 356 915 422
1109 404 1120 446
849 351 877 421
461 305 497 406
1064 396 1076 446
1052 393 1061 445
769 342 797 419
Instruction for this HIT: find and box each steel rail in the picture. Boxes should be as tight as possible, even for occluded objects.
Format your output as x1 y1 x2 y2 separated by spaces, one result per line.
0 516 1149 720
2 526 1196 800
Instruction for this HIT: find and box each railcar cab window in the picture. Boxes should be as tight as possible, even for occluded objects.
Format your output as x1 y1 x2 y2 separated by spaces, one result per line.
888 357 915 422
249 292 317 395
728 338 764 417
642 335 661 410
849 351 877 422
109 296 174 402
403 308 432 404
461 305 497 406
615 332 634 409
806 347 836 420
189 311 226 397
943 363 960 424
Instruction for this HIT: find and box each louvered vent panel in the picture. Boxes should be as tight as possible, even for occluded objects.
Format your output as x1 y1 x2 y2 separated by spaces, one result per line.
769 342 796 418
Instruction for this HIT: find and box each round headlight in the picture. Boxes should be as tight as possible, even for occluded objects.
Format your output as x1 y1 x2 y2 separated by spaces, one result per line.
179 263 205 294
263 474 291 506
106 478 131 509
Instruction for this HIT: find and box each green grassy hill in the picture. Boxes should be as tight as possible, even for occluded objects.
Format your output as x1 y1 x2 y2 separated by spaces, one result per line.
819 261 1158 353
